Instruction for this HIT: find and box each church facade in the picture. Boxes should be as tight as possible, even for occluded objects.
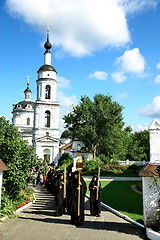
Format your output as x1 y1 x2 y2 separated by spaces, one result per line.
12 31 60 165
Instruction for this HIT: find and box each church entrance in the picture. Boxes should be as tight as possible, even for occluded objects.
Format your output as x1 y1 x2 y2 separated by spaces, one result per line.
43 149 51 164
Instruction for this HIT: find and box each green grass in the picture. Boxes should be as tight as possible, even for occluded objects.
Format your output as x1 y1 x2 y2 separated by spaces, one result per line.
86 181 143 223
83 171 140 177
101 172 140 177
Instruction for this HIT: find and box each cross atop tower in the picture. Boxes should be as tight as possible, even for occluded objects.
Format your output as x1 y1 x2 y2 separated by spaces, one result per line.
44 28 52 53
27 75 30 83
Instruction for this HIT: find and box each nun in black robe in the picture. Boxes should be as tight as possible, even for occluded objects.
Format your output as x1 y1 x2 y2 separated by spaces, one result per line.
66 171 72 214
70 171 87 225
89 175 101 217
54 172 66 216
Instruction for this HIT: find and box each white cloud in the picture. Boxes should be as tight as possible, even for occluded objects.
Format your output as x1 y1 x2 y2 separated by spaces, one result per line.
5 0 131 57
121 0 159 14
131 123 149 132
55 75 78 132
116 93 128 99
57 91 78 111
139 96 160 117
57 90 78 132
154 74 160 84
156 62 160 70
136 123 148 131
111 71 126 83
89 71 108 80
115 48 146 76
57 76 71 89
6 1 158 57
6 0 159 57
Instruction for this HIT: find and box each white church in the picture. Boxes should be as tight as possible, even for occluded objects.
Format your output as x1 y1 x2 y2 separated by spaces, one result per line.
12 31 60 165
12 31 91 165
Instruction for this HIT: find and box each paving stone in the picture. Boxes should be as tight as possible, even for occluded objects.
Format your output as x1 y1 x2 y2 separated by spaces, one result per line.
0 186 148 240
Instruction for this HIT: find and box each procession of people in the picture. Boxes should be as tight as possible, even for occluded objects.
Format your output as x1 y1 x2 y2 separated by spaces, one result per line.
43 165 101 226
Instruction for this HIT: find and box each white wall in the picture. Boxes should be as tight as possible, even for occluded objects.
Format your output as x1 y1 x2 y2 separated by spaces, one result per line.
143 177 160 226
143 119 160 227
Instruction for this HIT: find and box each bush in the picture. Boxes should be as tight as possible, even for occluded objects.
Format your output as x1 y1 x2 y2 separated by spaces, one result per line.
98 154 109 164
18 187 35 202
83 158 102 174
0 186 35 218
58 153 73 171
0 117 40 197
126 164 143 173
103 164 127 172
0 190 16 218
58 153 73 165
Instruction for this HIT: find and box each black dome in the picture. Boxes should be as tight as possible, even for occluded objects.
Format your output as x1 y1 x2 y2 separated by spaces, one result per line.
37 64 57 73
44 41 52 50
13 100 34 110
61 130 71 138
24 88 31 93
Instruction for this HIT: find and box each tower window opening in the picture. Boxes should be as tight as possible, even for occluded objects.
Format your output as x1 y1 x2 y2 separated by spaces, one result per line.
45 110 50 127
45 85 51 99
27 117 30 125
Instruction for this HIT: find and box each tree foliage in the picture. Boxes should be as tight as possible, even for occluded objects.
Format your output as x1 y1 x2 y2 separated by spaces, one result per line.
0 117 39 196
127 130 149 161
63 94 126 159
63 94 149 162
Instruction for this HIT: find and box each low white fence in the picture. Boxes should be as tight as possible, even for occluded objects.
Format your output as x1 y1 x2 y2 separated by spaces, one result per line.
119 160 147 166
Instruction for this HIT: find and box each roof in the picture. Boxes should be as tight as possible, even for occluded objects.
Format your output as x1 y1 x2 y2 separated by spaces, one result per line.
0 159 9 171
148 119 160 130
139 163 160 177
60 142 72 150
24 88 32 93
34 135 59 143
13 100 35 109
37 64 57 73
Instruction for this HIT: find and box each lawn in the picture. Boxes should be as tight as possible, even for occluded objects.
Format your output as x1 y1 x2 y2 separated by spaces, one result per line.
86 181 143 223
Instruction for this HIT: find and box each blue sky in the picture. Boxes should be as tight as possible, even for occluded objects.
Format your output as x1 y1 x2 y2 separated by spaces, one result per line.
1 0 160 133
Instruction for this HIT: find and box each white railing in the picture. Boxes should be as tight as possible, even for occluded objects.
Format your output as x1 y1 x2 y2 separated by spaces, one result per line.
119 160 147 166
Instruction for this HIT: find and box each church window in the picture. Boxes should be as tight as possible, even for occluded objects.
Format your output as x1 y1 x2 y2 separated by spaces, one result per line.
45 110 50 127
45 85 51 99
27 117 30 125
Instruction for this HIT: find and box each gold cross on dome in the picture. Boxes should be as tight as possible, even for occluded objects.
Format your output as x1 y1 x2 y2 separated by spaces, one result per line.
27 75 31 85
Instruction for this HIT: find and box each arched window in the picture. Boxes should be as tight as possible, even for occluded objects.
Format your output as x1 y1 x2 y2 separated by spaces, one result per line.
45 85 51 99
27 117 30 125
45 110 50 127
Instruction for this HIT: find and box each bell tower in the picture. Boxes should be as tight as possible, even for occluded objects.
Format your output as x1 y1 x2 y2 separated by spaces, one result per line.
32 29 60 164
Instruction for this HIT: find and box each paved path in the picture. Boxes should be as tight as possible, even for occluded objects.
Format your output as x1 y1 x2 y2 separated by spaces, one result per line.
0 186 148 240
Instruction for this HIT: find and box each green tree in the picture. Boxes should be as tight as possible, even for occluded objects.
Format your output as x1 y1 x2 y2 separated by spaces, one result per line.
63 94 125 159
127 130 149 161
0 117 39 196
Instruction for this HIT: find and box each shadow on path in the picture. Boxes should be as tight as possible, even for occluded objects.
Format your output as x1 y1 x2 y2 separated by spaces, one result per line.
18 186 148 240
